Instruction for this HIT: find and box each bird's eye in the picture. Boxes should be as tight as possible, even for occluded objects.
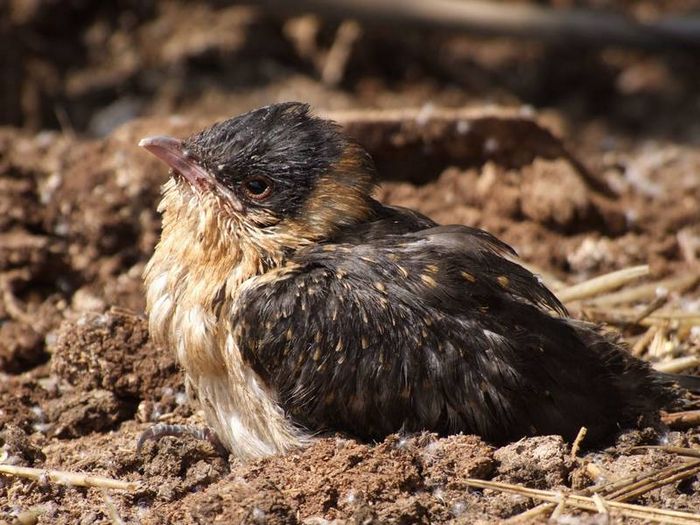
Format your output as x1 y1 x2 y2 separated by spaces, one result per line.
243 176 272 200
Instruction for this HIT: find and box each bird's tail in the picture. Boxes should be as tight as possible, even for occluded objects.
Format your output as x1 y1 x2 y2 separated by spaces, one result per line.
659 372 700 394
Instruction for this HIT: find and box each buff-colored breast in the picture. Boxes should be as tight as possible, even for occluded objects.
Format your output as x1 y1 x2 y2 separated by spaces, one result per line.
144 179 308 458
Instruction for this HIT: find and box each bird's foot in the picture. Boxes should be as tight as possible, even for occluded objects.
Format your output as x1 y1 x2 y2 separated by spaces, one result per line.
136 423 228 457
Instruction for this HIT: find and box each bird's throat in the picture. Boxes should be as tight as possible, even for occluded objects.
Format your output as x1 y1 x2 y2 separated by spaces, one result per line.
144 180 307 457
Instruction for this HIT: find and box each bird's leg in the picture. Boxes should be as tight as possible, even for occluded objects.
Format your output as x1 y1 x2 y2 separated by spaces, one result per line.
136 423 229 457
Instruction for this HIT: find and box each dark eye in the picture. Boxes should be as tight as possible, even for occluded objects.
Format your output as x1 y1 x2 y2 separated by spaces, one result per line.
243 176 272 200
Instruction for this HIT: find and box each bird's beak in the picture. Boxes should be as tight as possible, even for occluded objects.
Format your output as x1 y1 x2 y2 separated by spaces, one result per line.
139 135 213 188
139 135 244 213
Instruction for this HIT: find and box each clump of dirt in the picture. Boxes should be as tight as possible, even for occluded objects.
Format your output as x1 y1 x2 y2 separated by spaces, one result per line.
381 160 624 273
151 478 300 525
145 433 494 524
42 389 130 439
137 433 231 502
0 309 185 446
493 435 575 488
0 424 45 467
382 140 700 275
0 371 56 434
519 159 601 229
0 320 44 373
50 309 181 401
0 128 166 376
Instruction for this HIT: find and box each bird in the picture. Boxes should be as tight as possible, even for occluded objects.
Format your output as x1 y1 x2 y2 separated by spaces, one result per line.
139 102 697 459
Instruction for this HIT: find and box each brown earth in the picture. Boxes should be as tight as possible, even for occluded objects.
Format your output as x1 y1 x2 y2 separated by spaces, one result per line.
1 1 700 524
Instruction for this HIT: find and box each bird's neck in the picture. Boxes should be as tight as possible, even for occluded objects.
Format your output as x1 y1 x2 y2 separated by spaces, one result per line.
143 184 309 457
144 183 293 363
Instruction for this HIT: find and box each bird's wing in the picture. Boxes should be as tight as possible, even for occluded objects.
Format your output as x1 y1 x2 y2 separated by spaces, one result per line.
232 225 670 444
325 201 438 244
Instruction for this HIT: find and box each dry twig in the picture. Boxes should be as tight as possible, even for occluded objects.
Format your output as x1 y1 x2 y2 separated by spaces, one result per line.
654 355 700 374
581 308 700 328
503 457 700 523
602 460 700 501
570 426 587 459
631 325 659 356
585 273 700 307
557 265 649 304
631 446 700 459
466 478 700 524
0 464 138 492
649 322 671 358
321 20 362 86
101 489 126 525
633 293 671 324
661 410 700 430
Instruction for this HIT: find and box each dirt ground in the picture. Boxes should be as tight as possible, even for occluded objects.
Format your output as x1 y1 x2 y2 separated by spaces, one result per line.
1 1 700 523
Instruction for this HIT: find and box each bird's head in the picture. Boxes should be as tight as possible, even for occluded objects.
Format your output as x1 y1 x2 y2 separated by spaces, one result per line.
140 103 376 256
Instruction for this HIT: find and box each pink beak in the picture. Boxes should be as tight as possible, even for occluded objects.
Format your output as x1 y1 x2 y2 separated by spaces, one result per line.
139 135 213 188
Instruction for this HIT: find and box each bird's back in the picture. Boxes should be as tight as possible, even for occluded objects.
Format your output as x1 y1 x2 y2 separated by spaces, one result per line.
232 208 676 446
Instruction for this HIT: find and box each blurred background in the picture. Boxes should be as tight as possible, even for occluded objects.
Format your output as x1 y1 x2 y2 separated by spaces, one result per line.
3 0 700 141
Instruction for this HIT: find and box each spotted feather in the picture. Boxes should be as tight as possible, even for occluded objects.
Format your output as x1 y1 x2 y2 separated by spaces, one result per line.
233 225 672 445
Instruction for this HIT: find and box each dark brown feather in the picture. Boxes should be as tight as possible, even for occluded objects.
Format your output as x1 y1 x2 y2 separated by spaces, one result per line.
233 225 675 446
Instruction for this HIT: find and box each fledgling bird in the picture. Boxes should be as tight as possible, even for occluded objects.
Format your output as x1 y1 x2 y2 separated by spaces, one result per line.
140 102 695 459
